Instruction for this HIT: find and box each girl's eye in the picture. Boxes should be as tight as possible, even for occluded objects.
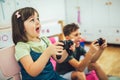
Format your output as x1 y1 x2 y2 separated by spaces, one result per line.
30 19 35 22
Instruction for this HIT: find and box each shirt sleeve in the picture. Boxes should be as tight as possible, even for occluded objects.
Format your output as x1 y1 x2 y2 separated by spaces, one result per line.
64 55 74 62
76 46 86 55
41 36 51 46
81 47 86 55
15 42 30 61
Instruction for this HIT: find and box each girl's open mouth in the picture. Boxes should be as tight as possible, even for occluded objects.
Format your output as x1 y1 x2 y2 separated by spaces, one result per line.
36 27 40 33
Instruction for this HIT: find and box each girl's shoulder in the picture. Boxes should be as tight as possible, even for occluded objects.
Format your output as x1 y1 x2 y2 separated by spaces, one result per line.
16 42 30 48
15 42 30 53
15 42 30 61
41 36 51 45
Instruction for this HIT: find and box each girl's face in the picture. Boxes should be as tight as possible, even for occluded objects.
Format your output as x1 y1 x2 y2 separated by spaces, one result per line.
66 29 81 45
24 12 40 41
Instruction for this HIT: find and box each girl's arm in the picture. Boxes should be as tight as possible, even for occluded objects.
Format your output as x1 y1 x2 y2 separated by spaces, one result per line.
20 51 51 77
19 43 61 77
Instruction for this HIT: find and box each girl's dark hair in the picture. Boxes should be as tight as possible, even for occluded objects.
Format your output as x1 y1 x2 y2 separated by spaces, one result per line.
63 23 79 36
12 7 39 45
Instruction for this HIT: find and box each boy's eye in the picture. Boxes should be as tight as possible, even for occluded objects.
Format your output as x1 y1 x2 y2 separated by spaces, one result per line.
75 34 78 36
75 33 81 36
79 33 81 35
37 17 39 21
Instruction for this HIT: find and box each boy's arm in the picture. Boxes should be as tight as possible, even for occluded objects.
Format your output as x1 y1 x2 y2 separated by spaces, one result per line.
90 49 104 63
68 52 93 72
91 40 107 63
66 41 99 71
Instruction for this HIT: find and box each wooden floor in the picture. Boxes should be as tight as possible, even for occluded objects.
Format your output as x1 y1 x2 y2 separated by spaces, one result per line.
97 45 120 77
84 43 120 77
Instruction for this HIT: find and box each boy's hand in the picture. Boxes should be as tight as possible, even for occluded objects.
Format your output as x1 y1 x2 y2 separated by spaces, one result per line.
88 40 100 56
69 43 76 52
95 38 107 51
99 39 107 49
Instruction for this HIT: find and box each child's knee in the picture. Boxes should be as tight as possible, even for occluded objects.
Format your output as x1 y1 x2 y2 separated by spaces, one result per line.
88 63 101 71
72 71 86 80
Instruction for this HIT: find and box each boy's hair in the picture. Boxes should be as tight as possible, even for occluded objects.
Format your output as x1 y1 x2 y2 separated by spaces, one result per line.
63 23 79 36
12 7 39 45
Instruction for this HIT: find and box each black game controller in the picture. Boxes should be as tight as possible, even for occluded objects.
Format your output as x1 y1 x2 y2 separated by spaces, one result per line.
56 40 73 59
95 38 104 46
59 40 73 50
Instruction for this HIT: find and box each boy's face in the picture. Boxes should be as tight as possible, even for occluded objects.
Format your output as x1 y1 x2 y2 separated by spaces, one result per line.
66 29 81 45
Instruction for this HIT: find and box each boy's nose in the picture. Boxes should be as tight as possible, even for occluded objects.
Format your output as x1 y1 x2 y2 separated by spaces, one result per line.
79 35 82 39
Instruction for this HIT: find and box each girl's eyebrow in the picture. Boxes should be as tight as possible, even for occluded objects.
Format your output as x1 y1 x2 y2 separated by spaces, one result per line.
29 14 39 19
28 16 34 19
27 16 35 21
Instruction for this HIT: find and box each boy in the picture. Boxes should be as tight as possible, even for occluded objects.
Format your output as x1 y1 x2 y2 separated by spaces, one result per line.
56 23 108 80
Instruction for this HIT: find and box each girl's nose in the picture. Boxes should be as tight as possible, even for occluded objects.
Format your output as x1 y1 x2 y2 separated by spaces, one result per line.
36 19 40 25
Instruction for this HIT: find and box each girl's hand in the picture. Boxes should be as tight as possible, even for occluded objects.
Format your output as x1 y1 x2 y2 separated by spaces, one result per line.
45 42 64 56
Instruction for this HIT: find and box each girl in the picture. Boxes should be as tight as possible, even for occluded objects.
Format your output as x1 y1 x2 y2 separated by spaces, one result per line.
12 7 68 80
